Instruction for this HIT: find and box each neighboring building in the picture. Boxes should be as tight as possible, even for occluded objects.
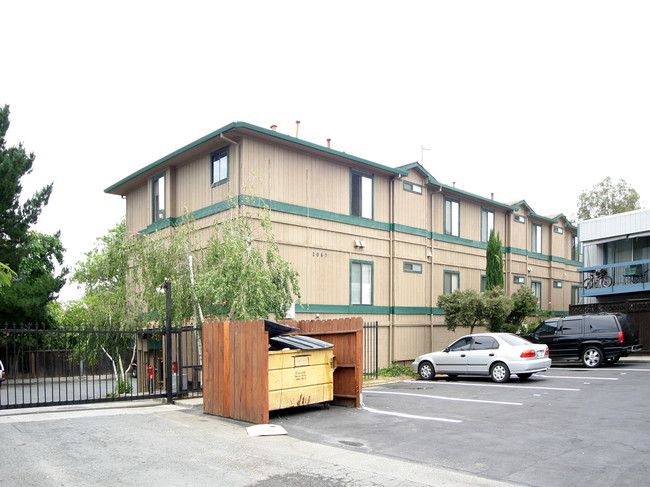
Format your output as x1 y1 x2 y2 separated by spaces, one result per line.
106 121 581 366
578 209 650 304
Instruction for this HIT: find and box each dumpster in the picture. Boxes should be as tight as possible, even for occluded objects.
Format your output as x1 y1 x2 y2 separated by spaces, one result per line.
266 322 336 411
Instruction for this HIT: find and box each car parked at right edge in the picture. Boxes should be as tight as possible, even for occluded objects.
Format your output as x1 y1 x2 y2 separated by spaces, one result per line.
524 313 641 367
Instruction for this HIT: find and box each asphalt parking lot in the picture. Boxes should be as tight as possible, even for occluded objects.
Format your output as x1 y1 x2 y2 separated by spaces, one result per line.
270 358 650 487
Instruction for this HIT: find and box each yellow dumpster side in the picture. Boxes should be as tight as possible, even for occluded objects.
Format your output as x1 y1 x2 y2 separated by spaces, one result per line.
268 348 336 411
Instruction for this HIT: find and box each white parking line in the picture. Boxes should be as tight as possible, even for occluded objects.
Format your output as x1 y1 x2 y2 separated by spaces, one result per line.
364 390 522 406
363 406 462 423
404 380 580 392
536 375 618 381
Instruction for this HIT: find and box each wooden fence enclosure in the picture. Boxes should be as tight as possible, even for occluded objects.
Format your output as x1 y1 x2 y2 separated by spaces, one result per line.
203 318 363 424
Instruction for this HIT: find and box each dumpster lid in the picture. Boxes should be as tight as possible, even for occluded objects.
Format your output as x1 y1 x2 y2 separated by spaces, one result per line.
264 320 299 338
269 334 334 351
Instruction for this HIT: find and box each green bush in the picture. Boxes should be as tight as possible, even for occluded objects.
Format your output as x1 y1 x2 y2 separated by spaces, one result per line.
378 362 414 377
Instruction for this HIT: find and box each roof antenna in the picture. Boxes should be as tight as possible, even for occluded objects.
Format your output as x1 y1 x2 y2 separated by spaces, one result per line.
421 145 430 165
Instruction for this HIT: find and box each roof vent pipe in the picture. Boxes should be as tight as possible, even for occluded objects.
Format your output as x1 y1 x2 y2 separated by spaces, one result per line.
270 124 277 131
295 120 300 138
453 182 456 188
327 138 331 148
491 192 494 200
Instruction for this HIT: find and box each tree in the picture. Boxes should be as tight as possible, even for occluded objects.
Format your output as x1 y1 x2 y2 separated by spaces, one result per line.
485 229 504 291
437 289 486 334
577 177 641 221
0 231 66 325
506 287 539 329
0 105 64 325
0 105 53 272
196 198 301 321
482 288 513 333
0 262 16 287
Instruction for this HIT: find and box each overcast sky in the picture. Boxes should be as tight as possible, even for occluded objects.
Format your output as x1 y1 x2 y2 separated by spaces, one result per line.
3 1 649 301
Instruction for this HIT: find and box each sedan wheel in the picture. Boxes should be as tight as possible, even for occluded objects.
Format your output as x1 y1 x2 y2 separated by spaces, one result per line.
582 347 603 368
418 361 435 380
490 362 510 383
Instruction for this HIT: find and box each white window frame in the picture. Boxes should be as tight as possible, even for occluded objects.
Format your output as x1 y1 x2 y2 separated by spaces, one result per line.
151 173 166 223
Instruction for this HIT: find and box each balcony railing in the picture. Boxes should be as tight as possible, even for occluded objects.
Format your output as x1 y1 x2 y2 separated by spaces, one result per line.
580 259 650 297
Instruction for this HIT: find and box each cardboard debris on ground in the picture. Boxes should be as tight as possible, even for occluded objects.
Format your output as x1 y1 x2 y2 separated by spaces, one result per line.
246 424 288 437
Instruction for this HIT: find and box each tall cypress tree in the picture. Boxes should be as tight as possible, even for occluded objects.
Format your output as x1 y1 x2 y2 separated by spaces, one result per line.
486 229 504 291
0 105 65 325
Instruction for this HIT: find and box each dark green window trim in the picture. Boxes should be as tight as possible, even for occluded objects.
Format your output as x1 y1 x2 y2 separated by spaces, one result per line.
443 270 460 294
514 275 525 284
350 170 374 219
444 197 460 237
403 261 423 274
350 259 373 306
480 274 487 292
403 181 422 195
531 280 542 308
151 172 166 223
210 147 229 187
481 208 495 243
532 223 542 253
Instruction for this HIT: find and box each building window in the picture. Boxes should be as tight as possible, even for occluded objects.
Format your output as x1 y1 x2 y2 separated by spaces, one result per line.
532 223 542 253
351 171 373 219
480 275 487 292
151 173 165 223
514 275 525 284
553 280 563 288
571 234 579 261
481 209 495 242
403 181 422 194
351 260 373 305
531 281 542 308
403 262 423 274
444 271 460 294
514 214 526 223
444 198 460 237
553 225 564 234
571 285 580 305
211 147 229 186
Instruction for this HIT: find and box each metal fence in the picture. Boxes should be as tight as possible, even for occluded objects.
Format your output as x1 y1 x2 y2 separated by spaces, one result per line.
363 321 379 379
0 323 202 410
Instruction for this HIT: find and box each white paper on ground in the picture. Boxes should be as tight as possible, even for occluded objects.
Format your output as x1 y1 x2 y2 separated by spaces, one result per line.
246 424 288 437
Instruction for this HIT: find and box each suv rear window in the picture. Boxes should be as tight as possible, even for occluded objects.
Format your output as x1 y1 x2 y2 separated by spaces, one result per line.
587 315 619 333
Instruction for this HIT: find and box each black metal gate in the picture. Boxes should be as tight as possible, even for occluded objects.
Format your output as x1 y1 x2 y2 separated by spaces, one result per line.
0 323 203 410
363 321 379 379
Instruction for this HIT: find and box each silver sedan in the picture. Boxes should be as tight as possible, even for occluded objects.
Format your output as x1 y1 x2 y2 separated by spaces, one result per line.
412 333 551 383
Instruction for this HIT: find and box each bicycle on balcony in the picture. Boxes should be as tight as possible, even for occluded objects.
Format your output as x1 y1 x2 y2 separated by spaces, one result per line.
583 268 613 289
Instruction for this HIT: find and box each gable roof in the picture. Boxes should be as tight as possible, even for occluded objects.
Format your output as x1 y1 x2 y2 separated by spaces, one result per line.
105 121 408 195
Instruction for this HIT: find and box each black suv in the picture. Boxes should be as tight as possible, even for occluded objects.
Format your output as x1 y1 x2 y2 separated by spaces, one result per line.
524 313 641 367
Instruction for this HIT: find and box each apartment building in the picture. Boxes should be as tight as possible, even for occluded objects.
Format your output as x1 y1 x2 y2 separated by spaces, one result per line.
106 121 581 365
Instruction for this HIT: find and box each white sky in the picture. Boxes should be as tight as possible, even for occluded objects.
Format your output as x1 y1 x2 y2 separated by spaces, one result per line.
2 1 649 301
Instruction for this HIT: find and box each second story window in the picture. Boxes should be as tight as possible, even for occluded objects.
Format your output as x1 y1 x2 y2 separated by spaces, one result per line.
481 208 495 242
532 223 542 253
571 234 578 261
444 198 460 237
211 147 229 186
151 173 165 223
351 171 373 219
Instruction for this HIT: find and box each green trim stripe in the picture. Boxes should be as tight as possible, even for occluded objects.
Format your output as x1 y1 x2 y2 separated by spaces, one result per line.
139 194 582 268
